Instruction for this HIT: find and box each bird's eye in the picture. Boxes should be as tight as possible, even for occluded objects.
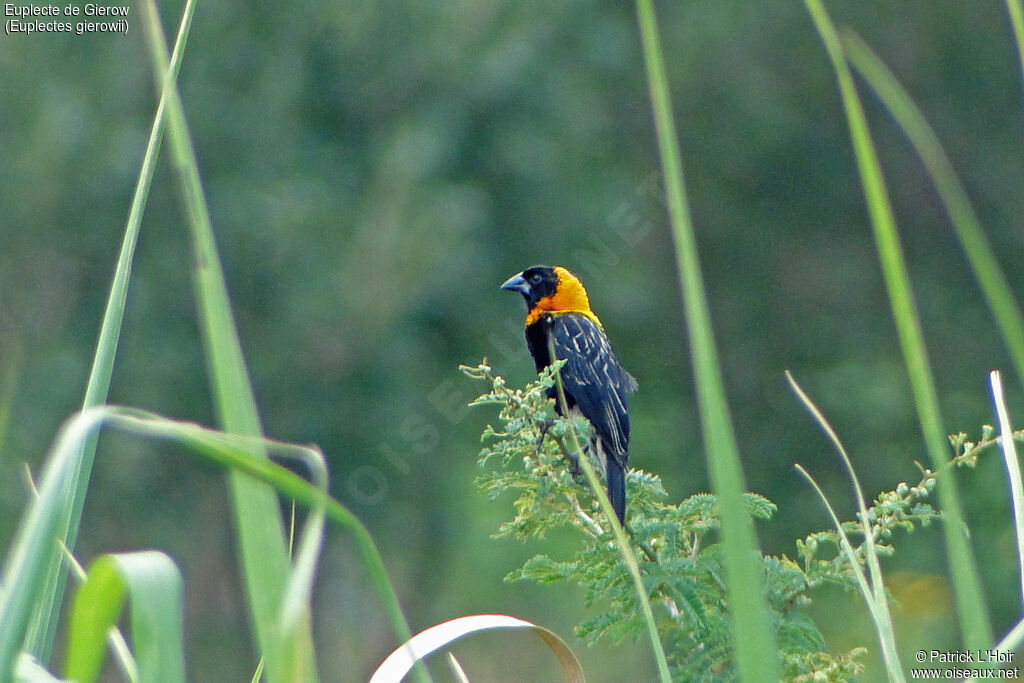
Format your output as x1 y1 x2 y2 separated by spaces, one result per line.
528 274 540 283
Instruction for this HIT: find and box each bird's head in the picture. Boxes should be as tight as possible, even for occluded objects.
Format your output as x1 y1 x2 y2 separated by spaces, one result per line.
501 265 601 326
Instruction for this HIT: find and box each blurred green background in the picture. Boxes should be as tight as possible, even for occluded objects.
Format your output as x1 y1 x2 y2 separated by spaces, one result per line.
2 1 1024 680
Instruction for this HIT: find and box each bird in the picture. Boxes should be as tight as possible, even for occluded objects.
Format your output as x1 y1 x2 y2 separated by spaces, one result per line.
501 265 637 523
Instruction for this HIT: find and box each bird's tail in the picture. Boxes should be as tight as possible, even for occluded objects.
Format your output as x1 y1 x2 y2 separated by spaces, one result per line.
605 456 626 523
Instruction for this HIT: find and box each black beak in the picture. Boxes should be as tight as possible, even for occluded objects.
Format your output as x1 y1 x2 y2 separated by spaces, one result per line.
501 272 530 296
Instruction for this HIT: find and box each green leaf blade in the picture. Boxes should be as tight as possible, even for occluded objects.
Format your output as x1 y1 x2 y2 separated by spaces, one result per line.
64 551 184 683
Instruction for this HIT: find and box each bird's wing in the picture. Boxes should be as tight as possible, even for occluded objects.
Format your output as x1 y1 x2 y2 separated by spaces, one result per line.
549 313 637 464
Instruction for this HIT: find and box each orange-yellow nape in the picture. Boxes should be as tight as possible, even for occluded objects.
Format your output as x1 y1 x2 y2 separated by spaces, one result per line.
526 266 603 327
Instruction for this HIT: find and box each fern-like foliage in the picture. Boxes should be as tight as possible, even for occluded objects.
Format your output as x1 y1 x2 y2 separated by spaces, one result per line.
462 361 928 681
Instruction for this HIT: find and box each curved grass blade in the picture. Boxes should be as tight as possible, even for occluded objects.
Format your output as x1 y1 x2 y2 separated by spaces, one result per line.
841 32 1024 387
804 0 993 651
633 1 780 679
64 552 185 683
369 615 584 683
1 407 418 682
103 408 416 656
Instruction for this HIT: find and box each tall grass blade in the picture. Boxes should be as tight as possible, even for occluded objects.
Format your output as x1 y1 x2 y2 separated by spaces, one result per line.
804 0 993 650
137 1 317 679
21 0 193 660
21 462 140 683
64 552 185 683
842 32 1024 386
445 653 470 683
633 1 779 679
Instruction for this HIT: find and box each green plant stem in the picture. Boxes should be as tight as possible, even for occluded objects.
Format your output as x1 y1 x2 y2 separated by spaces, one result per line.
804 0 992 651
633 1 779 680
546 337 671 683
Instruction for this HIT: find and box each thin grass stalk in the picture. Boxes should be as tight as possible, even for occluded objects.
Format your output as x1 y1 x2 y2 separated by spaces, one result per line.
137 2 317 679
445 653 470 683
547 338 671 683
794 465 906 682
787 373 904 682
804 0 993 651
20 0 192 662
633 1 779 679
842 32 1024 387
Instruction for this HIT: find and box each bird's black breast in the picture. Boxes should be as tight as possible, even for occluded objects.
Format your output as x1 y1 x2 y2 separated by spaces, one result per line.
524 312 637 461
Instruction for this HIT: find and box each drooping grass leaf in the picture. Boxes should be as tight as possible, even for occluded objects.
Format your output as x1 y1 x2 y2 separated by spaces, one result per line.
3 405 416 682
370 615 583 683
